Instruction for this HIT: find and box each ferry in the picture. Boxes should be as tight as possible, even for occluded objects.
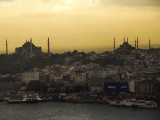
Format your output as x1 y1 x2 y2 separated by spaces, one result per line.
8 94 43 104
108 100 123 106
108 98 158 108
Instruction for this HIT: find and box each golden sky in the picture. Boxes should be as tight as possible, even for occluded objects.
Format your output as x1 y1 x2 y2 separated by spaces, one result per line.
0 0 160 54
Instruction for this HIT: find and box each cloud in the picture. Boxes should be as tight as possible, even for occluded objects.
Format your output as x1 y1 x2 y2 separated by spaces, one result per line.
1 0 160 7
0 0 99 10
101 0 160 7
0 0 160 12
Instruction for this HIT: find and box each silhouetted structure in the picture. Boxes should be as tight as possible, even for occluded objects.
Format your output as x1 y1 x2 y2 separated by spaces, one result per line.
149 38 151 49
115 41 135 54
114 39 136 60
114 37 115 51
137 37 139 50
30 38 34 57
48 37 50 54
135 39 136 49
15 39 42 57
6 39 8 55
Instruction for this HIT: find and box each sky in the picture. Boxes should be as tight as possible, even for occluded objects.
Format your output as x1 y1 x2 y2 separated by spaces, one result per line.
0 0 160 54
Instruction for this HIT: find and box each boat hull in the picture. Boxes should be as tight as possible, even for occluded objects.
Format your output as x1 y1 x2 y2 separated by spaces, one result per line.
108 100 158 109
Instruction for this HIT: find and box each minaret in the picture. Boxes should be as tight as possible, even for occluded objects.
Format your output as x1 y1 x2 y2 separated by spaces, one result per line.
127 37 128 43
48 37 50 54
137 36 138 50
135 39 137 49
30 38 33 57
149 38 151 49
30 37 32 43
114 37 115 51
123 37 125 43
6 39 8 55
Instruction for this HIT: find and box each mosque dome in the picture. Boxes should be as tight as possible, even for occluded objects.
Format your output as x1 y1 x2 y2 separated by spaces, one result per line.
22 41 36 48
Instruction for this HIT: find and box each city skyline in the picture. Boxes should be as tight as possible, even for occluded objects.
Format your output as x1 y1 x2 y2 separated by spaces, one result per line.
0 1 160 119
0 36 159 54
0 0 160 53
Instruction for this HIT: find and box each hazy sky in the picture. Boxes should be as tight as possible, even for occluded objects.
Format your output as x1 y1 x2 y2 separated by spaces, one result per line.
0 0 160 53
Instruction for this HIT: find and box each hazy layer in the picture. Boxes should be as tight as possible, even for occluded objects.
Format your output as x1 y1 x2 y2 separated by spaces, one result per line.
0 0 160 53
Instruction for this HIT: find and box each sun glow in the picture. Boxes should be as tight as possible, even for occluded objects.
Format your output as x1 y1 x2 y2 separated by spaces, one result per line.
0 0 160 53
51 0 99 12
60 0 76 5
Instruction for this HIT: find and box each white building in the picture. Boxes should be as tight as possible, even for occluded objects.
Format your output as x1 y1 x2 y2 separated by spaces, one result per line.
102 69 116 78
22 68 39 83
128 80 135 93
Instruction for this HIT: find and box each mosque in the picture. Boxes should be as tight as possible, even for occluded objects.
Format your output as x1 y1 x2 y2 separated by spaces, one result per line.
15 37 51 57
114 37 136 54
113 37 151 60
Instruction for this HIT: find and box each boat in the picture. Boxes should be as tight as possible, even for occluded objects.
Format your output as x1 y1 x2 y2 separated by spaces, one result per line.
136 100 158 108
8 94 43 104
108 98 158 108
108 100 123 106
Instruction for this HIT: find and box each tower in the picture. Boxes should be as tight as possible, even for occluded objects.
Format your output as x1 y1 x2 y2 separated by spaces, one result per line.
6 39 8 55
48 37 50 54
30 38 33 57
114 37 115 51
149 38 151 49
127 37 128 43
124 37 125 43
135 39 136 49
137 36 138 50
30 37 32 43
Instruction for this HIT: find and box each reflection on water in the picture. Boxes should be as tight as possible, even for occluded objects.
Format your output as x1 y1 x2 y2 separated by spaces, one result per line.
0 102 159 120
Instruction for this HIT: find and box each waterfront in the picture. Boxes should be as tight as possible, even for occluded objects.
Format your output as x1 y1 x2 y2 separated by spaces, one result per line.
0 102 159 120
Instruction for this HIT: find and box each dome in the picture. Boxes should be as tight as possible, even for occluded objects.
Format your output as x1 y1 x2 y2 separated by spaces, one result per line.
115 42 135 54
22 41 36 48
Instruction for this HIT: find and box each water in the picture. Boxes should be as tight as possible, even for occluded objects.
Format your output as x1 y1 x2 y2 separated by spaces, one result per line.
0 102 159 120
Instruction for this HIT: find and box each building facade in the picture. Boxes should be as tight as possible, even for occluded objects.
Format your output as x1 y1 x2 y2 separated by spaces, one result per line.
138 80 159 96
22 69 39 83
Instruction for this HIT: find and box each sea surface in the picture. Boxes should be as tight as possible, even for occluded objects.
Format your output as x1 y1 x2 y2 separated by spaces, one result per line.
0 102 159 120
